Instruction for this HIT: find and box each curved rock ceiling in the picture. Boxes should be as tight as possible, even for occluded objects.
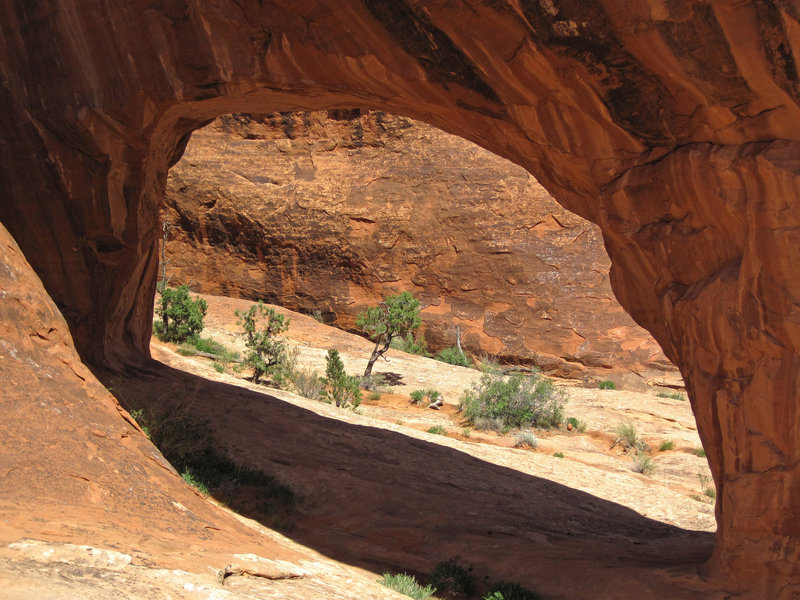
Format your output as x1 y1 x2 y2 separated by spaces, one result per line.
1 1 800 594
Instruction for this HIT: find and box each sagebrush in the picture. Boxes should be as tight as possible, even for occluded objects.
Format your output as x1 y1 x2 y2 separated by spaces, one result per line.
459 370 565 430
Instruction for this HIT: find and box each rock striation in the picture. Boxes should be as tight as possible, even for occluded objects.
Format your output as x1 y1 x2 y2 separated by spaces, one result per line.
2 1 800 595
164 111 674 383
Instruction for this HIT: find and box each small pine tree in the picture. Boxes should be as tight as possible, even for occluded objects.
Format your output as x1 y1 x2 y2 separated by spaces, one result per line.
154 285 207 343
356 291 422 378
322 349 362 409
236 301 290 384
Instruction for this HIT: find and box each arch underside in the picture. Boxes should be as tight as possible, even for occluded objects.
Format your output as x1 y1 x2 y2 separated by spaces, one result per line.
2 1 800 595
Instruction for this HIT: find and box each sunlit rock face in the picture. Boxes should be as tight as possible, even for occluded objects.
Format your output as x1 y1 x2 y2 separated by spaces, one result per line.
164 111 674 384
2 1 800 594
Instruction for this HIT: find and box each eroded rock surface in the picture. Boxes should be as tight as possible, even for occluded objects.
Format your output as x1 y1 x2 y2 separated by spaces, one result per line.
164 111 673 383
2 1 800 595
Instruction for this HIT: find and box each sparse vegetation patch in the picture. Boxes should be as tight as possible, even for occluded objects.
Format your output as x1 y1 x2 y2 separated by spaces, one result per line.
486 581 543 600
598 380 616 390
436 345 471 367
459 370 565 430
428 560 476 598
379 573 436 600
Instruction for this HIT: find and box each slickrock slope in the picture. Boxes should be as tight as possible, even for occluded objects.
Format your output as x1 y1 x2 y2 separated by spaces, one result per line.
3 1 800 595
0 222 408 599
164 111 674 385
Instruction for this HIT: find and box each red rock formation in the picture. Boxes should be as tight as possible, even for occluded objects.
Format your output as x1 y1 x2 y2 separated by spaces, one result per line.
0 221 296 573
164 111 674 383
2 1 800 594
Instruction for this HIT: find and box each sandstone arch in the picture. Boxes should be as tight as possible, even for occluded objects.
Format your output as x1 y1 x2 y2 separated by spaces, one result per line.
2 1 800 594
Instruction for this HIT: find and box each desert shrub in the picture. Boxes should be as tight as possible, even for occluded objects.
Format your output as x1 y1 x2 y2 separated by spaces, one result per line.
632 451 655 475
459 371 565 430
291 368 325 400
553 451 564 458
391 331 431 357
427 425 447 435
659 439 675 452
357 291 422 377
693 447 707 457
473 416 504 433
179 336 240 363
436 345 471 367
212 362 225 373
154 285 207 343
369 390 382 401
656 391 685 401
311 309 324 323
361 373 387 392
598 380 616 390
322 349 362 409
515 430 538 449
236 301 290 385
478 353 501 374
486 581 542 600
379 573 436 600
565 416 587 433
613 422 648 453
428 560 476 598
410 389 442 406
462 427 471 438
699 474 716 499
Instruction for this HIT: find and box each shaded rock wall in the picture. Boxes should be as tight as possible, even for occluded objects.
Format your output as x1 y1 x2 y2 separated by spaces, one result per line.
0 221 282 569
164 111 674 383
2 1 800 594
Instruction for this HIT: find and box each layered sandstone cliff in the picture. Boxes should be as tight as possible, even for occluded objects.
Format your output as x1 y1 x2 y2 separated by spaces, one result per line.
164 111 674 383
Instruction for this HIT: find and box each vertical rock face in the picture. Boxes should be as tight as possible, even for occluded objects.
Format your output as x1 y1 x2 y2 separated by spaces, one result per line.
2 0 800 594
164 111 674 382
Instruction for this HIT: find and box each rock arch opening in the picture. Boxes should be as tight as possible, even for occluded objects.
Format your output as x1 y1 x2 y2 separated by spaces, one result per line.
161 109 676 387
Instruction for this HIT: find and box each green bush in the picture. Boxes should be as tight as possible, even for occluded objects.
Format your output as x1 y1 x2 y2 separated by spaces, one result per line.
428 560 476 598
322 349 362 409
436 345 471 367
427 425 447 435
486 581 542 600
598 380 616 390
379 573 436 600
154 285 208 343
693 447 707 457
659 439 674 452
553 451 564 458
410 389 442 406
459 371 565 430
236 302 290 385
391 331 431 357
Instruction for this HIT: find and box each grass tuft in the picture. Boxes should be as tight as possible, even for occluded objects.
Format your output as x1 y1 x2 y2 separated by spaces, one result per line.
379 573 436 600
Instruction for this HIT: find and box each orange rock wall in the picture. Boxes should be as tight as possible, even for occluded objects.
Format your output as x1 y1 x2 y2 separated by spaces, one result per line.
2 1 800 594
164 111 674 383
